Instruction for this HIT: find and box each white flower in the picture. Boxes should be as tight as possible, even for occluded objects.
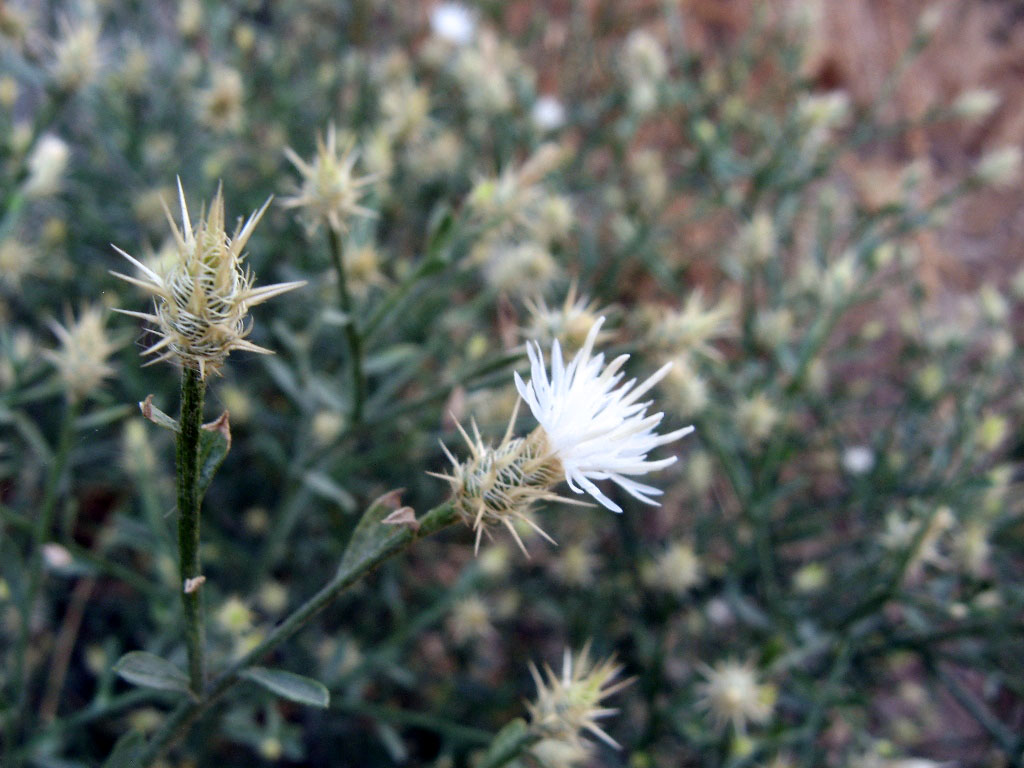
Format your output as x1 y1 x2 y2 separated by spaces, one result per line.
430 3 475 46
842 445 875 475
23 134 70 198
515 317 694 512
532 95 566 132
697 659 775 733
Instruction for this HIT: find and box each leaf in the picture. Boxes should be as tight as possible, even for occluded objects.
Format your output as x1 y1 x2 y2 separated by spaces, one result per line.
75 404 133 430
241 666 330 708
198 410 231 498
139 395 179 432
113 651 191 695
478 718 533 768
303 470 356 512
338 489 406 575
425 203 455 265
101 731 145 768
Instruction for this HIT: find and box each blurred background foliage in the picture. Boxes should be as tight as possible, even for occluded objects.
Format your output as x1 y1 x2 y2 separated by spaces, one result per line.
1 0 1023 766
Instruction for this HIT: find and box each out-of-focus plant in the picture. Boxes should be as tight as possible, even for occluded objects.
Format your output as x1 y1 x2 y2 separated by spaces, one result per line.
0 2 1022 767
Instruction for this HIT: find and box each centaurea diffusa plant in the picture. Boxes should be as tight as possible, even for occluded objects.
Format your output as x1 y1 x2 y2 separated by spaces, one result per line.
436 317 693 553
283 125 378 421
113 180 303 693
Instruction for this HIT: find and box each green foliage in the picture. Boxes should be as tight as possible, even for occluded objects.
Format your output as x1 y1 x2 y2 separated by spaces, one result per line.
0 1 1021 767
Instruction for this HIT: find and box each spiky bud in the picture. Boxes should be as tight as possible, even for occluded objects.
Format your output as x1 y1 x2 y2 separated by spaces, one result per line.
112 179 305 378
282 124 378 235
527 643 633 755
43 304 118 403
434 408 566 555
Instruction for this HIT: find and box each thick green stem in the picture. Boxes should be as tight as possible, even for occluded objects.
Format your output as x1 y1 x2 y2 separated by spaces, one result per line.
7 399 78 764
134 501 459 765
176 366 206 695
327 227 366 423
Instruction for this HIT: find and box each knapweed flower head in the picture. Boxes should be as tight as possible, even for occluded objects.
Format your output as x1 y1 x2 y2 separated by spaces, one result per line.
282 124 379 235
49 11 102 92
526 642 633 753
198 66 245 134
697 659 776 733
433 404 570 555
522 282 611 352
435 317 692 554
516 317 694 513
43 304 118 403
648 290 736 359
112 179 304 379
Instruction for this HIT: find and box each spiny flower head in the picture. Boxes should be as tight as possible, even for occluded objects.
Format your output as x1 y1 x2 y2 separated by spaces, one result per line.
436 318 691 554
516 317 694 512
433 404 571 555
49 11 102 92
522 282 611 352
43 304 118 403
697 659 776 733
648 290 736 359
112 179 304 379
282 124 378 235
526 642 633 753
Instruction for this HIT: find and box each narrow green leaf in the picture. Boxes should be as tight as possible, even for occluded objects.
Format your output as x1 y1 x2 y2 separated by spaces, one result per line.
197 411 231 498
75 404 133 430
113 651 191 695
303 470 356 512
477 718 535 768
102 730 145 768
425 204 454 264
241 666 330 708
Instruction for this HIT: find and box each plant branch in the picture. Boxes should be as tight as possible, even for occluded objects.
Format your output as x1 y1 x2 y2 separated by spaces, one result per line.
134 501 460 765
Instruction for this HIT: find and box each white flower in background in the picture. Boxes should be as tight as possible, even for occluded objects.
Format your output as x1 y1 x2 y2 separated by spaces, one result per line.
430 2 476 46
23 134 70 198
842 445 875 475
697 659 775 733
974 145 1021 189
532 95 566 132
952 88 1000 121
516 317 694 512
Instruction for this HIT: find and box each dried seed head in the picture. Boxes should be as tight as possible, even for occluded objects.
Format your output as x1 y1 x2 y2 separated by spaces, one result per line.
43 304 118 403
112 179 305 379
282 124 379 235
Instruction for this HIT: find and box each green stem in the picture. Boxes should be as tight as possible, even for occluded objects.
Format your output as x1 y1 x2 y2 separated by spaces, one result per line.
176 366 206 695
327 227 366 423
7 398 78 763
133 501 459 765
